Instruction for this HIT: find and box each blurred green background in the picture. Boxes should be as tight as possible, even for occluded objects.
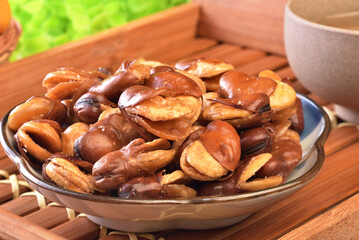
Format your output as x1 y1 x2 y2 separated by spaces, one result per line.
9 0 189 61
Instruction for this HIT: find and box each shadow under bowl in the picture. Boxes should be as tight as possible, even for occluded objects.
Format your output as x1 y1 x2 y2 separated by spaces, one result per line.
0 94 330 232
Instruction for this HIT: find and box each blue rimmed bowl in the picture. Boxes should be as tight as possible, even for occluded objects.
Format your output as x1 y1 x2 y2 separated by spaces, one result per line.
0 94 330 232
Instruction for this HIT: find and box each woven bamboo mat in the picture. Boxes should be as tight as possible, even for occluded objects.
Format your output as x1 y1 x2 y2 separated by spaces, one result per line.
1 40 358 240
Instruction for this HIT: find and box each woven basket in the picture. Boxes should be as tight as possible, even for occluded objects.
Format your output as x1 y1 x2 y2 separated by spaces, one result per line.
0 19 21 65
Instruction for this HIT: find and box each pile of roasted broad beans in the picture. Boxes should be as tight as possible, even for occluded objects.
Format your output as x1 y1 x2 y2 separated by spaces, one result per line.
8 58 304 199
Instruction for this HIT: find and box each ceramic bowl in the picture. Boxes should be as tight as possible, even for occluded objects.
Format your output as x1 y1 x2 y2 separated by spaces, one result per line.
284 0 359 123
0 94 330 232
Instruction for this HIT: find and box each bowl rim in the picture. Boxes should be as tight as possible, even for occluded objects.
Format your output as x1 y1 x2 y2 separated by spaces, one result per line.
285 0 359 36
0 93 331 205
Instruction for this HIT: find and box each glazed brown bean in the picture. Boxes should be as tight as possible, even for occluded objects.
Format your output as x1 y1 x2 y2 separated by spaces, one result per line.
146 71 202 97
8 96 67 131
180 121 241 181
198 169 242 196
272 138 302 172
290 97 305 133
200 120 241 171
89 61 150 102
15 119 62 168
43 153 96 194
218 70 277 99
118 176 164 199
239 123 276 157
74 113 140 164
150 65 176 75
255 156 288 179
118 176 196 199
92 138 175 190
73 92 116 124
119 85 202 141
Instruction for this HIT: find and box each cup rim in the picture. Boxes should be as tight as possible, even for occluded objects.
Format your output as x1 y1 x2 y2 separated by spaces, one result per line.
285 0 359 36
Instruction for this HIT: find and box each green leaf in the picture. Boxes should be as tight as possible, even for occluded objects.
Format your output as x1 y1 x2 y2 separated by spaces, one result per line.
91 13 109 32
8 0 190 61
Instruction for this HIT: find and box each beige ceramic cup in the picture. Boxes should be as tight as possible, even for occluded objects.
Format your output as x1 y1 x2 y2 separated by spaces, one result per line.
284 0 359 123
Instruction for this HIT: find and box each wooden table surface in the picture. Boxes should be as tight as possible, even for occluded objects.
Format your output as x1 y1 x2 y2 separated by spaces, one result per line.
0 3 358 239
1 40 358 240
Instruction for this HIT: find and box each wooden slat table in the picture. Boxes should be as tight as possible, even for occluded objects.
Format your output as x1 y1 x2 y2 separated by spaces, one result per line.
0 1 358 239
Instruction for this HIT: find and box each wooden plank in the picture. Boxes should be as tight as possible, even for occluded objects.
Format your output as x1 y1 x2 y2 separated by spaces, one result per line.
24 206 72 229
0 174 31 203
0 147 7 160
1 195 51 216
0 3 200 117
279 193 359 240
236 55 288 75
224 49 267 68
151 37 218 63
162 140 359 240
0 157 18 178
324 126 359 156
308 93 330 107
0 207 67 240
276 66 296 80
193 0 288 55
292 80 310 94
183 43 243 60
173 46 267 71
51 217 100 240
181 47 270 71
324 127 359 155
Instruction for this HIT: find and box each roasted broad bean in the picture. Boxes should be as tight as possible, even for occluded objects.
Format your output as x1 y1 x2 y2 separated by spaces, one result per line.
8 58 304 199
